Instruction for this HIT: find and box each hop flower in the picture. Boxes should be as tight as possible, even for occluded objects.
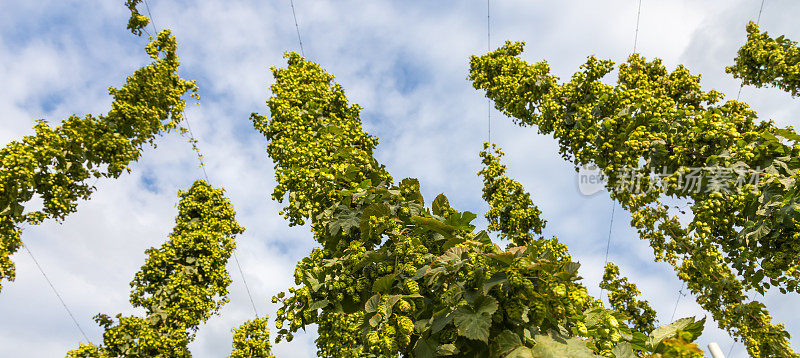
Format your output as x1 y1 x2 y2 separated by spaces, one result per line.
404 280 419 294
398 300 412 312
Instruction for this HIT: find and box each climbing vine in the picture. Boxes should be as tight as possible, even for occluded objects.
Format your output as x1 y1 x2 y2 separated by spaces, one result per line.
10 1 796 356
0 29 197 293
258 53 707 357
600 263 657 335
728 22 800 97
65 181 273 357
230 317 276 358
468 25 800 356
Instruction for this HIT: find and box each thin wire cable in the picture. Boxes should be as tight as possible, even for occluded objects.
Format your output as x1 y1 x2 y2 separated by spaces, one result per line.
143 0 158 35
487 0 491 144
632 0 643 54
289 0 305 57
233 252 260 319
736 0 767 101
756 0 767 26
670 281 686 322
138 0 260 320
22 240 91 344
599 202 616 301
602 203 616 267
182 115 210 182
601 0 641 302
183 112 259 318
727 2 769 355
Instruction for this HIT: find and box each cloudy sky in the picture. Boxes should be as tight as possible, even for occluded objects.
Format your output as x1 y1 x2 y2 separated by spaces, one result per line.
1 0 799 357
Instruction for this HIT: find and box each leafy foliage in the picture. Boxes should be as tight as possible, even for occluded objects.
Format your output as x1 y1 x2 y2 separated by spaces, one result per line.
468 37 798 356
0 29 196 293
728 22 800 97
479 144 546 246
66 181 244 357
22 2 800 356
260 53 707 358
124 0 151 36
229 317 276 358
252 52 391 228
600 263 657 334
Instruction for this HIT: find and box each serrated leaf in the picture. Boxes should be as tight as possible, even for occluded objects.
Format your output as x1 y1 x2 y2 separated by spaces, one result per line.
305 273 322 292
774 128 800 142
442 235 465 251
438 246 468 263
493 330 522 356
482 272 506 294
564 262 581 274
611 342 635 358
531 333 597 358
445 210 478 229
472 230 491 244
488 251 515 266
453 306 491 342
474 295 499 316
363 202 391 219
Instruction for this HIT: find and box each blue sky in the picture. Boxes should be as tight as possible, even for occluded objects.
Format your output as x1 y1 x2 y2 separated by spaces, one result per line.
1 0 799 357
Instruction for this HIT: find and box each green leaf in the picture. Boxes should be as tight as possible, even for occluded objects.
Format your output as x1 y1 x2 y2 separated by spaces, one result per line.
446 210 478 229
368 313 382 327
362 202 391 219
506 346 534 358
323 124 344 135
438 246 468 263
647 316 701 351
531 333 597 358
563 262 581 274
305 273 322 292
411 216 457 237
353 251 386 271
413 337 436 358
372 273 396 293
493 330 523 356
611 342 635 358
328 209 359 235
365 293 381 313
453 306 491 342
431 312 453 334
474 295 499 316
442 235 466 252
308 299 329 310
482 272 507 294
472 230 492 244
682 316 706 341
432 193 450 216
774 128 800 142
488 251 515 266
436 344 460 356
382 294 402 317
